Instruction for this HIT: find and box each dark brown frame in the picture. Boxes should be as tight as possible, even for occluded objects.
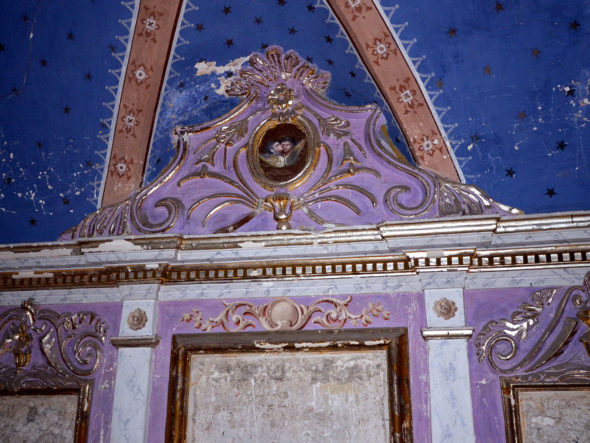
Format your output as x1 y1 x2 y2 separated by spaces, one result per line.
166 328 412 442
0 382 92 443
501 378 590 443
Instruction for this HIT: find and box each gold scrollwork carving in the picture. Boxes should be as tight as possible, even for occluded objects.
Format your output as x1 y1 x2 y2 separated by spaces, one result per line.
0 299 107 391
476 272 590 374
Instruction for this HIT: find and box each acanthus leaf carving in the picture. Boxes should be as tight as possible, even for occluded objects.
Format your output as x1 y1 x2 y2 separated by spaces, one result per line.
476 272 590 374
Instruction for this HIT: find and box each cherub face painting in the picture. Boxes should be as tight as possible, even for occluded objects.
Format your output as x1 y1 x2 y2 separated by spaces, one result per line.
257 125 308 183
261 137 305 169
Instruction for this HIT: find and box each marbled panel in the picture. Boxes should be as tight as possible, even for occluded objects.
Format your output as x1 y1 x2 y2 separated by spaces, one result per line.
157 276 424 301
464 267 590 290
427 339 475 442
111 347 154 443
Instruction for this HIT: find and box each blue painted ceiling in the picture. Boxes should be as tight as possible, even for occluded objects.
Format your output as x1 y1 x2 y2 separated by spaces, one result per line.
1 0 588 244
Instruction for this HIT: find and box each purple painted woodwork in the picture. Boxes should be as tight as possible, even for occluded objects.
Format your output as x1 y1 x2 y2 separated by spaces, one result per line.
465 285 590 442
61 47 519 240
147 293 431 443
0 302 121 442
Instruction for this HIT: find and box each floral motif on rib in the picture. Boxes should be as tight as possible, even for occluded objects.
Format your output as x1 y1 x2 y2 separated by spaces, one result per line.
180 296 391 332
344 0 373 21
110 155 134 180
127 61 153 88
366 33 397 66
390 77 424 116
137 6 164 43
412 131 443 162
118 104 142 138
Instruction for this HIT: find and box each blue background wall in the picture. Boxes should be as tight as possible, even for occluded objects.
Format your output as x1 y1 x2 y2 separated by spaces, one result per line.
1 0 588 243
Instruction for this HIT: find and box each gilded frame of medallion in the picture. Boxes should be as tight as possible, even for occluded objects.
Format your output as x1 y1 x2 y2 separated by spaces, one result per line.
166 328 412 443
501 376 590 443
0 382 92 442
247 115 320 190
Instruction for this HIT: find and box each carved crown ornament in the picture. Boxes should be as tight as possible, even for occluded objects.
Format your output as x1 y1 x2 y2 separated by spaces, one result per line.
61 46 520 240
0 299 107 392
475 271 590 381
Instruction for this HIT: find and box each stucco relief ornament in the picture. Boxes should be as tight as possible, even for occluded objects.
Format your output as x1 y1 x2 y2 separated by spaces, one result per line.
267 83 302 121
0 299 107 391
433 297 457 320
61 46 520 240
127 308 148 331
180 296 390 332
475 272 590 375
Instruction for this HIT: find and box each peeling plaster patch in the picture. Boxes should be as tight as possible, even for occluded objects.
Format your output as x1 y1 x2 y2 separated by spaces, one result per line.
195 56 249 97
364 339 387 346
293 341 332 348
81 239 144 253
238 241 261 248
254 341 288 349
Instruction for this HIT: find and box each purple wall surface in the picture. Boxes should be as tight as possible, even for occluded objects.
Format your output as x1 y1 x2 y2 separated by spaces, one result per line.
0 301 122 442
465 285 590 441
148 292 431 443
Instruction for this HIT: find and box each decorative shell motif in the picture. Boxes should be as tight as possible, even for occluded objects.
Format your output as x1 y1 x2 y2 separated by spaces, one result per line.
61 46 520 240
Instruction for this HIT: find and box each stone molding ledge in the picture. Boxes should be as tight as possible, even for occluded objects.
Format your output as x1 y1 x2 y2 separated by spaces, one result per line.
421 327 474 340
0 212 588 291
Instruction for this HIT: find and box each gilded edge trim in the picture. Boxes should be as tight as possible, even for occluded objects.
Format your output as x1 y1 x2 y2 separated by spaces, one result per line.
1 246 589 290
1 214 589 290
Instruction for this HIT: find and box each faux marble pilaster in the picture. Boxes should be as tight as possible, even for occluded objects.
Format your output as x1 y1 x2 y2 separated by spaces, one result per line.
424 288 476 443
110 299 158 443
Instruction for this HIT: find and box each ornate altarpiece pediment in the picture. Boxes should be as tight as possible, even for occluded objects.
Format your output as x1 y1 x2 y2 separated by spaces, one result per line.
62 47 519 240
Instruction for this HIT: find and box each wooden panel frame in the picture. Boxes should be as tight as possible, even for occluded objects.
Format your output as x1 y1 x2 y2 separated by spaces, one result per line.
501 377 590 443
166 328 412 442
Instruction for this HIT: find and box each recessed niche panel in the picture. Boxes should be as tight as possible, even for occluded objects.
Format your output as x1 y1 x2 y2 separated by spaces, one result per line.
167 329 412 442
